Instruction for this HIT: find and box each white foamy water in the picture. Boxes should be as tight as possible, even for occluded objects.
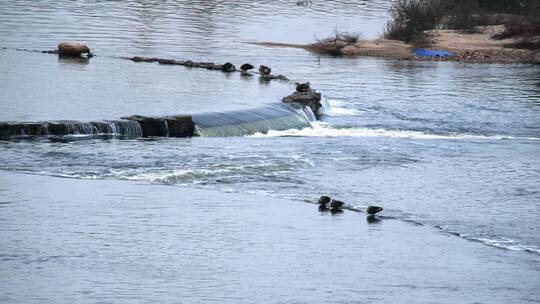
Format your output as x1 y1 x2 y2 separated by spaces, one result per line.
251 123 539 140
326 99 362 116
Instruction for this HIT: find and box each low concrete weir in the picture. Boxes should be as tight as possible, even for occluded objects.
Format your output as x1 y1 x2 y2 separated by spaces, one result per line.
192 104 313 137
0 117 195 139
0 104 316 139
0 120 144 138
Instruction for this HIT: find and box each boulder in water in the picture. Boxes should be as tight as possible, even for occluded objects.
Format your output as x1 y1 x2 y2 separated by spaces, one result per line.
58 42 91 57
282 88 322 117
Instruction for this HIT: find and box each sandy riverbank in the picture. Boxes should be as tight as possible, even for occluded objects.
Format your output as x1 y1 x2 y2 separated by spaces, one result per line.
252 26 539 64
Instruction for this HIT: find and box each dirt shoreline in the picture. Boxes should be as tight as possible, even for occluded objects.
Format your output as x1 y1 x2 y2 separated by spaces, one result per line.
251 26 539 64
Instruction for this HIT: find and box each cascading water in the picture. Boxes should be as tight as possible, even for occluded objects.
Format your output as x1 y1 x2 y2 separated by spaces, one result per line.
318 95 331 115
1 97 328 139
192 104 314 137
0 120 143 138
53 120 143 137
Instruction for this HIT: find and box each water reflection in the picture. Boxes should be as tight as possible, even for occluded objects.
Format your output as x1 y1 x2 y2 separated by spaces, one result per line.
58 55 90 65
366 214 381 224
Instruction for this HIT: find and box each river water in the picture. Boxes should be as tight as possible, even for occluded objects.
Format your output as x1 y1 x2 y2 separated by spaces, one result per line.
1 1 539 303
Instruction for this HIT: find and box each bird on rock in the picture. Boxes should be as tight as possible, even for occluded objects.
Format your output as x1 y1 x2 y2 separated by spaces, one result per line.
259 65 271 75
295 82 311 93
366 205 383 215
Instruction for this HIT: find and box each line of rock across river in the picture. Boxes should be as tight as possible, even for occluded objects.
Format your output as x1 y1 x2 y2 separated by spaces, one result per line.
1 43 322 139
7 41 291 83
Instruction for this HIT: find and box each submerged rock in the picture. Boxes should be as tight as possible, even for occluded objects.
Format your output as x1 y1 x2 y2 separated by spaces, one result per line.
259 74 289 82
58 42 91 57
130 56 160 63
158 58 182 65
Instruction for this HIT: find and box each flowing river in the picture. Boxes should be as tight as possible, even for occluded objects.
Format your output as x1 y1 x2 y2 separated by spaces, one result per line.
1 1 539 303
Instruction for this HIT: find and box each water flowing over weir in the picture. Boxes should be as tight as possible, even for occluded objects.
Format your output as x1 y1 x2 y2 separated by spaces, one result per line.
192 104 315 137
0 103 322 139
0 120 143 138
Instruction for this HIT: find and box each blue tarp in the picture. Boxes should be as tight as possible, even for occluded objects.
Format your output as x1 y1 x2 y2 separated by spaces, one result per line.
414 49 454 57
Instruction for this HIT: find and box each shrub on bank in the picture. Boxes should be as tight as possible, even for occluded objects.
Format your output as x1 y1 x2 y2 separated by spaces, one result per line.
384 0 443 43
494 21 540 50
310 30 361 56
385 0 540 43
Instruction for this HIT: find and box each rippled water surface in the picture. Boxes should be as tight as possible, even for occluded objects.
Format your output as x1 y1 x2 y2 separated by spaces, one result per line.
1 1 540 302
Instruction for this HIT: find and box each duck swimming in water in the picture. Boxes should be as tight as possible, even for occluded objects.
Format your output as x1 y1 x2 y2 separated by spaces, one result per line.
318 195 331 210
330 199 344 210
366 205 383 215
259 65 271 75
295 81 311 93
240 63 254 71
